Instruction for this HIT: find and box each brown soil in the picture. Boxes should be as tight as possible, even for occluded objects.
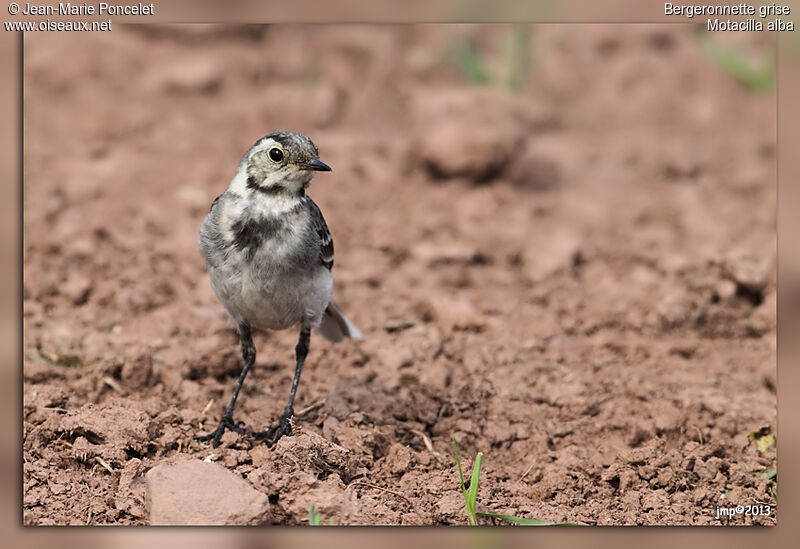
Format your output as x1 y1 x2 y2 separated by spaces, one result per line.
23 24 776 525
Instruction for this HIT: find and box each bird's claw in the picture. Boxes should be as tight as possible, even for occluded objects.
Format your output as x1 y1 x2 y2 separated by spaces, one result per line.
195 409 296 448
194 414 254 448
255 408 294 448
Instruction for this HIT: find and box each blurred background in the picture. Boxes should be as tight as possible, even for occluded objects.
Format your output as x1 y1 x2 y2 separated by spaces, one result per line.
21 24 776 526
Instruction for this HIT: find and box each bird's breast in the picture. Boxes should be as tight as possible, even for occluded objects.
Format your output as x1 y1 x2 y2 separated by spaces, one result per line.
226 209 312 266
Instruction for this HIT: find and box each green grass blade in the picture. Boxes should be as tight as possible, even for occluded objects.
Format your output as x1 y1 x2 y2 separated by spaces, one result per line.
452 439 468 500
468 452 483 514
504 24 531 90
695 29 775 92
308 503 321 526
477 512 585 526
452 41 490 85
452 439 477 525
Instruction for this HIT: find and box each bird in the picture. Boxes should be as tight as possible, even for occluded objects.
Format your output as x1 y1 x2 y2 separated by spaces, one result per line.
195 131 362 448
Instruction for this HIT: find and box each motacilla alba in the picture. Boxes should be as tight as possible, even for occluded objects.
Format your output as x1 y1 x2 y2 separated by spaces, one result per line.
196 131 362 448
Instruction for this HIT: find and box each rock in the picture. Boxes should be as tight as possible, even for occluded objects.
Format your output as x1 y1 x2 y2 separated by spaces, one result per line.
386 444 414 476
619 469 638 493
744 289 776 336
146 459 270 525
411 300 438 323
116 458 146 518
121 352 153 389
412 88 528 182
71 436 96 464
723 252 773 297
505 140 562 191
433 492 467 524
61 271 93 306
273 430 359 483
714 279 737 301
657 294 693 329
420 123 517 180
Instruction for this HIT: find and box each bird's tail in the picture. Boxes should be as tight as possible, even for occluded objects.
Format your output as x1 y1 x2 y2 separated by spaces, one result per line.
316 300 363 342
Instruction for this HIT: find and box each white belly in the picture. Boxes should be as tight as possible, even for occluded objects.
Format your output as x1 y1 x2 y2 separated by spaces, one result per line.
209 263 333 331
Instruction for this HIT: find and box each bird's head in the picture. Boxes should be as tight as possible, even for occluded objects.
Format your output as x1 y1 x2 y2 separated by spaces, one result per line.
242 131 331 195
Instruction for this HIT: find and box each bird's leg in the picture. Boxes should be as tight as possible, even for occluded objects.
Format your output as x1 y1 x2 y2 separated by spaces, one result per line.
195 323 258 448
255 326 310 447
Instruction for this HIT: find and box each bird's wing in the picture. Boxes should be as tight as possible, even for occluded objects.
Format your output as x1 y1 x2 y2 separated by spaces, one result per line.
306 197 334 270
199 192 230 269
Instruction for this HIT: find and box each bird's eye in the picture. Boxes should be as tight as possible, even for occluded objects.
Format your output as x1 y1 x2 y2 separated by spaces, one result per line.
268 148 284 162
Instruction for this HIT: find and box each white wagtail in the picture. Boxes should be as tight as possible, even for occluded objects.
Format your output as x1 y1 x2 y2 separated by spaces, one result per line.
196 131 362 448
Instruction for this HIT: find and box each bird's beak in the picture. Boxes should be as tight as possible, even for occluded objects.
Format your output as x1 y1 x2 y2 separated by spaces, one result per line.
298 158 332 172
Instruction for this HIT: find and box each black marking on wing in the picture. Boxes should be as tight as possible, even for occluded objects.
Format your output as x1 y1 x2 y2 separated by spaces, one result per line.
307 198 334 270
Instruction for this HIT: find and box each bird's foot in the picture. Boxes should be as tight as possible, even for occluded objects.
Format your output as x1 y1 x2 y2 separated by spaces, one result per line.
195 414 255 448
253 407 295 448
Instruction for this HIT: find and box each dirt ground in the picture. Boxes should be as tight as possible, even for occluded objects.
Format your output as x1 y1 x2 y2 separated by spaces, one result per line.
22 24 777 525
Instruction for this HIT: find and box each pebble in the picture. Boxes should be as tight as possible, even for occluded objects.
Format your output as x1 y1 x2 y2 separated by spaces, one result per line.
146 459 270 525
